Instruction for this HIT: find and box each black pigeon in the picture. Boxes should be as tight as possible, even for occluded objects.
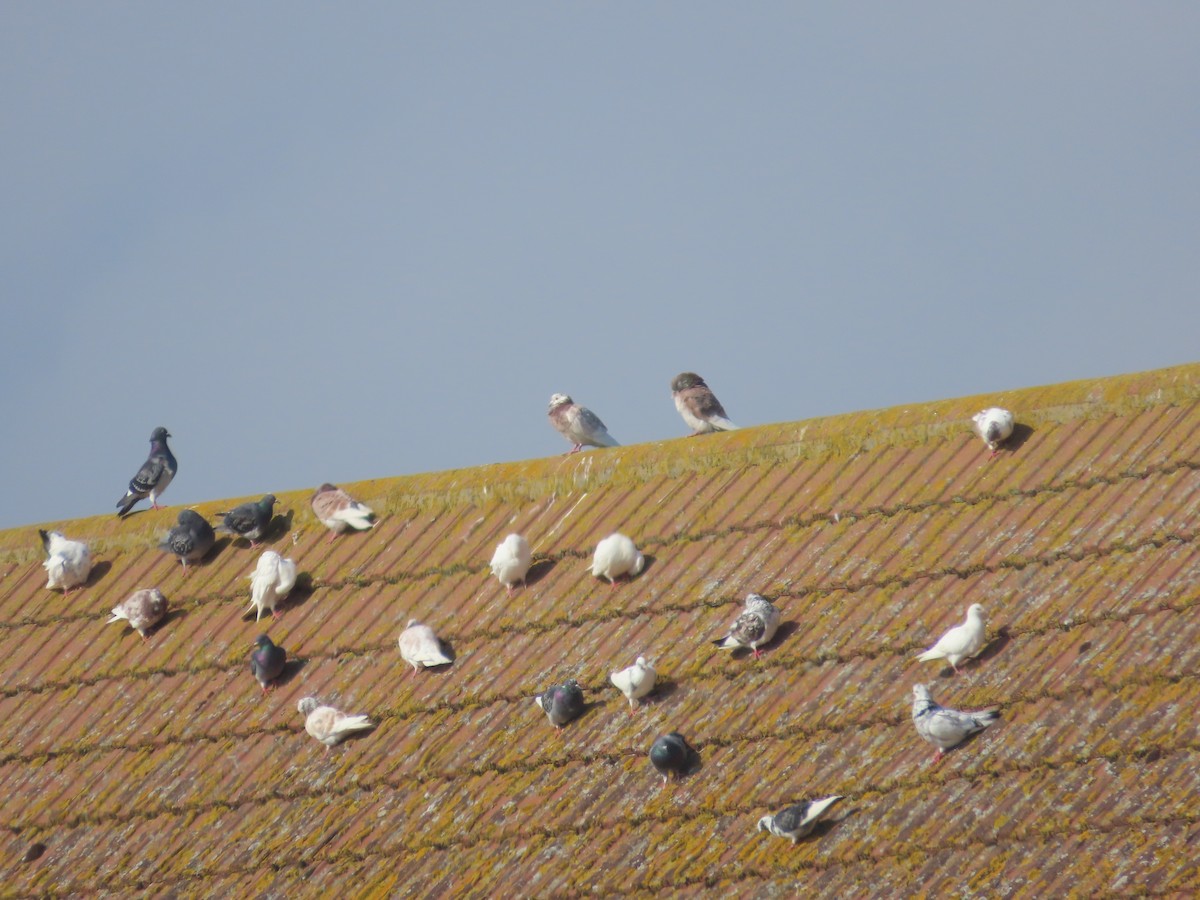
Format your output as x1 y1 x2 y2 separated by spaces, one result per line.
116 427 177 517
249 635 287 693
649 732 693 784
159 509 215 572
217 494 277 546
534 679 584 731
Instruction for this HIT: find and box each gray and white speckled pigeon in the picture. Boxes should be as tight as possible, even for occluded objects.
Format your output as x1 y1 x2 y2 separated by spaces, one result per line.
917 604 988 674
217 494 277 546
39 529 92 592
671 372 739 434
310 483 376 541
249 634 287 693
159 509 215 572
107 588 168 640
757 796 843 843
912 683 1000 764
398 619 453 674
548 393 619 453
535 679 585 732
590 533 644 584
116 427 177 517
649 732 692 784
712 593 781 659
246 550 297 622
972 408 1015 456
489 533 533 595
610 656 657 713
297 697 374 751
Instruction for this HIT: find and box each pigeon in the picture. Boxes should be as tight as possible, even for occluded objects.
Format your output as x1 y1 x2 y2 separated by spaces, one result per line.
249 635 287 693
107 588 168 640
712 593 781 659
310 483 376 542
547 393 619 453
297 697 374 751
911 683 1000 764
671 372 739 434
649 732 693 785
398 619 453 674
217 494 277 546
158 509 215 572
39 529 92 592
535 679 585 732
589 533 644 584
489 533 533 594
917 604 988 674
972 407 1015 456
610 656 657 713
757 796 844 843
246 550 297 621
116 426 177 516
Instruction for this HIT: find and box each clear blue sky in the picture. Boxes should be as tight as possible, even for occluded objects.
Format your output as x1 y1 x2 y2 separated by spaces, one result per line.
3 4 1198 529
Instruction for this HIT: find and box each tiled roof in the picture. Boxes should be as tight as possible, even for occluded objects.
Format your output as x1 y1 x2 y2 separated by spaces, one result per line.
2 362 1199 897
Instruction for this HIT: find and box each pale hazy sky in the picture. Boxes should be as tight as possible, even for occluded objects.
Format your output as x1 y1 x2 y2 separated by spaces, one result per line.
3 4 1198 529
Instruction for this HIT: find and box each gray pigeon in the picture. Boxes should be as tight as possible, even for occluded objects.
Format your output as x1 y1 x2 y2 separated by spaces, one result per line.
649 732 692 784
107 588 168 640
249 634 287 693
534 679 585 731
217 494 277 546
757 796 843 843
712 593 781 659
116 426 177 517
547 393 619 453
159 509 215 572
671 372 739 434
911 683 1000 764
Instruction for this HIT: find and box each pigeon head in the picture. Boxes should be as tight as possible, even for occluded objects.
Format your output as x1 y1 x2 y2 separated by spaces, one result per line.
912 684 936 710
252 634 277 651
406 618 421 628
150 426 171 442
314 483 338 495
670 372 707 392
260 494 277 508
967 603 987 620
547 393 572 411
177 509 206 527
297 697 319 716
756 815 775 833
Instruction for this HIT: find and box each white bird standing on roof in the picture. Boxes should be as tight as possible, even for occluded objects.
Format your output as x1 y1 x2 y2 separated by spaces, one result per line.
590 533 644 584
757 795 843 843
297 697 374 751
712 593 781 659
39 529 92 592
398 619 453 674
671 372 739 434
610 656 657 713
489 533 533 594
548 393 620 453
246 550 297 622
972 407 1015 456
310 483 376 541
107 588 168 640
911 683 1000 764
917 604 988 674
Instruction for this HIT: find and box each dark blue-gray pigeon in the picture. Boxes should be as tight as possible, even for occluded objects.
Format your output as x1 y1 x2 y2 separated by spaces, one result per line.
116 426 177 517
757 796 843 843
534 679 584 732
250 634 287 693
649 732 693 784
217 494 277 546
159 509 215 572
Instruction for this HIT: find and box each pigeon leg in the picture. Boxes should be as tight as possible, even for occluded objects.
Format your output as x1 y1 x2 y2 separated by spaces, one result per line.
326 531 337 544
932 749 944 765
752 647 762 660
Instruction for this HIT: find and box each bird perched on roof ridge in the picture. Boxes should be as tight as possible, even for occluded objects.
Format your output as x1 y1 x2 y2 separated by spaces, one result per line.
712 593 781 659
39 529 92 592
310 483 376 541
297 697 374 751
972 408 1015 456
398 619 453 674
589 533 644 584
917 604 988 674
107 588 168 640
250 634 287 693
547 393 620 453
246 550 297 621
535 679 585 732
159 509 215 573
911 683 1000 764
217 494 277 546
489 533 533 595
671 372 739 434
116 426 177 517
649 732 693 785
610 656 657 713
757 796 843 843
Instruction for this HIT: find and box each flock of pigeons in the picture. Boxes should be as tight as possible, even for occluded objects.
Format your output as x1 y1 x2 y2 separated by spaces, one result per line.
33 374 1018 847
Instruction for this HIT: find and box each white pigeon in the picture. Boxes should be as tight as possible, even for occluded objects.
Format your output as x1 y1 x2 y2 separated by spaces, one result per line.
610 656 657 713
589 533 645 584
246 550 298 622
972 407 1015 455
757 796 843 843
39 529 92 592
398 619 453 674
297 697 374 751
911 683 1000 764
917 604 988 674
712 593 781 659
310 483 376 541
107 588 168 640
489 533 533 594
